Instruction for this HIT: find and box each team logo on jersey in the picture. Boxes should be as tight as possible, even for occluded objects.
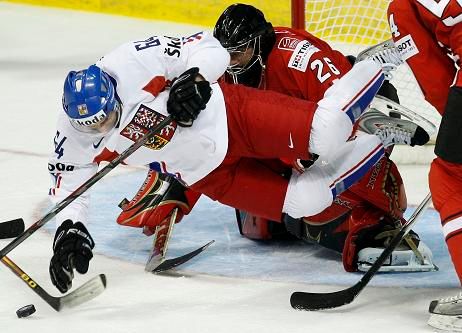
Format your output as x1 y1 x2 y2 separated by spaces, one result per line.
395 34 419 60
288 40 320 72
77 104 88 116
278 37 301 51
121 104 177 150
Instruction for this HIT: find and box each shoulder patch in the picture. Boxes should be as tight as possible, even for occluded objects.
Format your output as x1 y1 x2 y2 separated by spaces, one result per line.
395 34 419 61
288 41 320 72
278 37 301 51
121 104 177 150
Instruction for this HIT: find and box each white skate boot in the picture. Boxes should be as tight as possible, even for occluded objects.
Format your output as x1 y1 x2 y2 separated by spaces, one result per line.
358 108 430 147
428 292 462 332
356 225 437 272
356 237 436 272
355 39 404 80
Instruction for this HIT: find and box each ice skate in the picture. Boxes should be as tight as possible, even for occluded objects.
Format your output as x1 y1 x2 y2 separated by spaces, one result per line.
428 292 462 332
358 108 430 147
355 221 437 272
357 238 436 272
355 39 404 80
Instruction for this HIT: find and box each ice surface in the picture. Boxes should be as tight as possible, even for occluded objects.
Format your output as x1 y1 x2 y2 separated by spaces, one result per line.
0 3 457 332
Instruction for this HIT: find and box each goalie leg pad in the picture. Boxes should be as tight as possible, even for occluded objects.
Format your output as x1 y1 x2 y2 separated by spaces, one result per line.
117 170 198 230
238 210 273 240
342 205 436 272
435 86 462 163
238 210 294 240
342 205 384 272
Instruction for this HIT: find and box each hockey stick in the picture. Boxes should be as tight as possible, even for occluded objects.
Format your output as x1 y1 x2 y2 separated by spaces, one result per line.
145 207 178 272
1 256 106 311
144 208 214 272
0 218 25 239
0 116 172 310
0 115 173 259
150 240 214 273
290 192 432 311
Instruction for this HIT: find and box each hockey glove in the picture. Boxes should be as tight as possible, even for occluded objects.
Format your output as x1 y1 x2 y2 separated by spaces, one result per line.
167 67 212 127
49 219 95 293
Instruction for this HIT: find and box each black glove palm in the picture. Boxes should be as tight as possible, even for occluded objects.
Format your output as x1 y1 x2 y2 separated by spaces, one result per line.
49 219 95 294
167 67 212 127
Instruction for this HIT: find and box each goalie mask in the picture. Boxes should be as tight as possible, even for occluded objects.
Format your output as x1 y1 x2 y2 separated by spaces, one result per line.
63 65 121 136
213 4 276 88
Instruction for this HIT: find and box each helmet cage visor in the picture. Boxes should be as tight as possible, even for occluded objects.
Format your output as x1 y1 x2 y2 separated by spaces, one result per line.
226 36 263 76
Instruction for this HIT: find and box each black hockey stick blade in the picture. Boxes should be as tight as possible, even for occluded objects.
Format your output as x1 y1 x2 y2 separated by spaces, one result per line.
290 227 407 311
290 193 432 311
291 280 363 311
0 218 25 239
151 240 215 273
1 255 106 311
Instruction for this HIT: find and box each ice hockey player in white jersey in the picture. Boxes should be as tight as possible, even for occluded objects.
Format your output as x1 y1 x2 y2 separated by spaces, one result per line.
48 31 230 293
48 30 422 294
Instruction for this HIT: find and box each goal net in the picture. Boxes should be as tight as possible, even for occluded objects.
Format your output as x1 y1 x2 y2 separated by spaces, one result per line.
292 0 441 164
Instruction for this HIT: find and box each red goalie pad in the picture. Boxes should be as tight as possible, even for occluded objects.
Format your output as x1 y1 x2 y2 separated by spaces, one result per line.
341 205 386 272
348 155 406 219
116 170 201 233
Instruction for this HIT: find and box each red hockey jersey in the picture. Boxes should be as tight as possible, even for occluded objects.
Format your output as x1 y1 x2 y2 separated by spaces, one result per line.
265 27 353 102
388 0 462 114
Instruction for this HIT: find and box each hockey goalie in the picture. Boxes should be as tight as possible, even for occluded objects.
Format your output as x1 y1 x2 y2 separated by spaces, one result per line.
114 3 437 275
117 122 435 274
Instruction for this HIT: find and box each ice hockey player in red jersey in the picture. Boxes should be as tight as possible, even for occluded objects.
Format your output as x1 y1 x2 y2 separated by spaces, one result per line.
211 3 434 273
48 29 423 293
386 0 462 330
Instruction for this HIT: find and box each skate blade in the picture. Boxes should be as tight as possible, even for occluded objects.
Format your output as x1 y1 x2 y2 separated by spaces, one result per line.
357 262 438 273
428 313 462 332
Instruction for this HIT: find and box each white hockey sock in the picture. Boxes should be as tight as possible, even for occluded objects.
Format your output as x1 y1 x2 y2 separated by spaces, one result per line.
317 59 384 124
309 106 353 159
283 134 384 218
310 60 384 159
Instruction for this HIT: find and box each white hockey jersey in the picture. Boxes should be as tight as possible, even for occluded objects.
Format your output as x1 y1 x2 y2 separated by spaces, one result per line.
48 31 230 226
